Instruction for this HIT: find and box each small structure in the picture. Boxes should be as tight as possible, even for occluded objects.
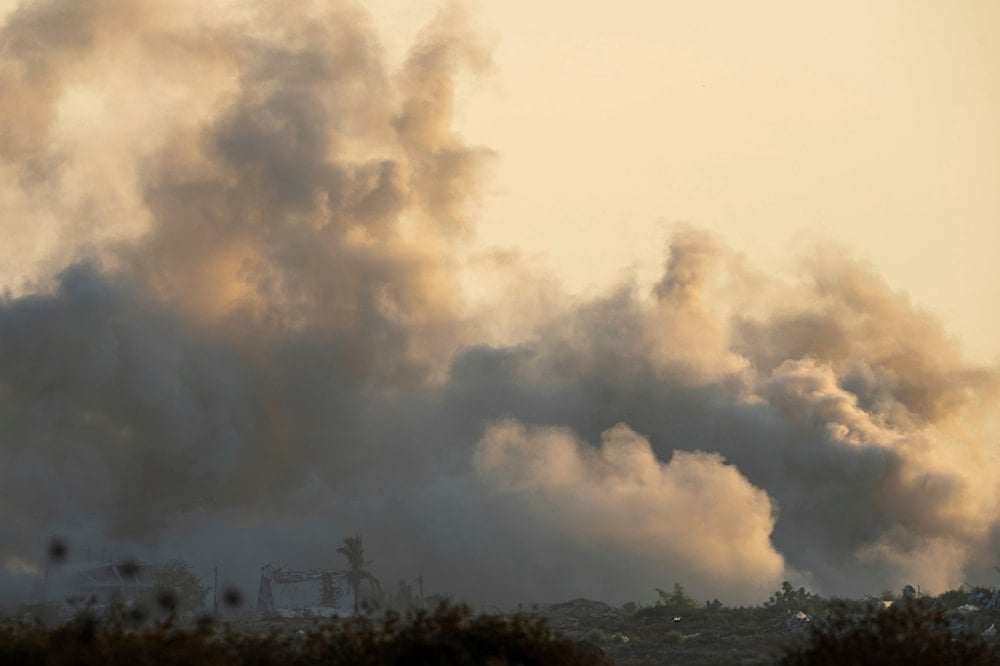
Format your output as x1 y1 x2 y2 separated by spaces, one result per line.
256 564 351 617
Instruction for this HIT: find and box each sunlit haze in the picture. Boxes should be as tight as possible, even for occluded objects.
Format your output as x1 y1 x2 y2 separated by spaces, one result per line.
377 0 1000 361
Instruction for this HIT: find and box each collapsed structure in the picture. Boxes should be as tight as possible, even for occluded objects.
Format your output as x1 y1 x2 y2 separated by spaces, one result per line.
41 560 153 607
256 564 351 617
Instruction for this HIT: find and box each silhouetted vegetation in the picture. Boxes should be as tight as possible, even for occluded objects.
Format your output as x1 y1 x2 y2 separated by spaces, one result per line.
654 583 698 615
0 602 609 665
337 534 381 616
779 600 1000 665
765 581 822 614
136 558 208 620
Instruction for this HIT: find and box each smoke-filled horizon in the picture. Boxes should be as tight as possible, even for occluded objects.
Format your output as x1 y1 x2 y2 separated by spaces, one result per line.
1 0 999 609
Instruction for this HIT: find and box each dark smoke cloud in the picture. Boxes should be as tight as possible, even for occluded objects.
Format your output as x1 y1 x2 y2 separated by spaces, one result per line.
1 0 998 608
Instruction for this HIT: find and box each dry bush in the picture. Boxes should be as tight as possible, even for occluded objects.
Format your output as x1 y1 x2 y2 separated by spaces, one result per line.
0 602 610 665
780 600 1000 666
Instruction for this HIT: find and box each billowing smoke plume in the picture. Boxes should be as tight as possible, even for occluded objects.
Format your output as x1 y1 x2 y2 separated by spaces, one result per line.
2 0 998 608
474 420 785 598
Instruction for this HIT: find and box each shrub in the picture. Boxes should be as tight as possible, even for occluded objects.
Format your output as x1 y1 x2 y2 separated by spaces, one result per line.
665 629 684 645
0 602 609 665
655 583 698 614
779 600 1000 666
765 581 822 614
136 558 208 619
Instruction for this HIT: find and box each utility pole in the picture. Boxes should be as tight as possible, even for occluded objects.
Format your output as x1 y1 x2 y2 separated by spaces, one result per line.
213 566 219 615
418 575 424 610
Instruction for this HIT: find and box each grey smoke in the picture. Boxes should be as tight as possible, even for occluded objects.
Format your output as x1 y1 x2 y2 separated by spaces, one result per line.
1 0 998 609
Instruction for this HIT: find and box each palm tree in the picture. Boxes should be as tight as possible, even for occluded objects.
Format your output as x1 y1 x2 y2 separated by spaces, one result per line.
337 534 381 615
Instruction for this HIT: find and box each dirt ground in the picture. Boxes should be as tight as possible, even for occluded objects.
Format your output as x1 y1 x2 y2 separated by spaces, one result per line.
536 599 796 665
205 597 1000 666
218 600 794 664
534 598 1000 666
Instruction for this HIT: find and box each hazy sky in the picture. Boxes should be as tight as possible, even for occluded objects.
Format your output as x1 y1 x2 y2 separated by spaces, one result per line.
373 0 1000 361
2 0 997 356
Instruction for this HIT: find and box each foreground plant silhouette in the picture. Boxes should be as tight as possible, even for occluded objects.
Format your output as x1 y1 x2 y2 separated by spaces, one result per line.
0 603 610 665
779 600 1000 666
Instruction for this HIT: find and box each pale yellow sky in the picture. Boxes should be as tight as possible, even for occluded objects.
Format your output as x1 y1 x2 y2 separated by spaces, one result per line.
371 0 1000 362
1 0 996 360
